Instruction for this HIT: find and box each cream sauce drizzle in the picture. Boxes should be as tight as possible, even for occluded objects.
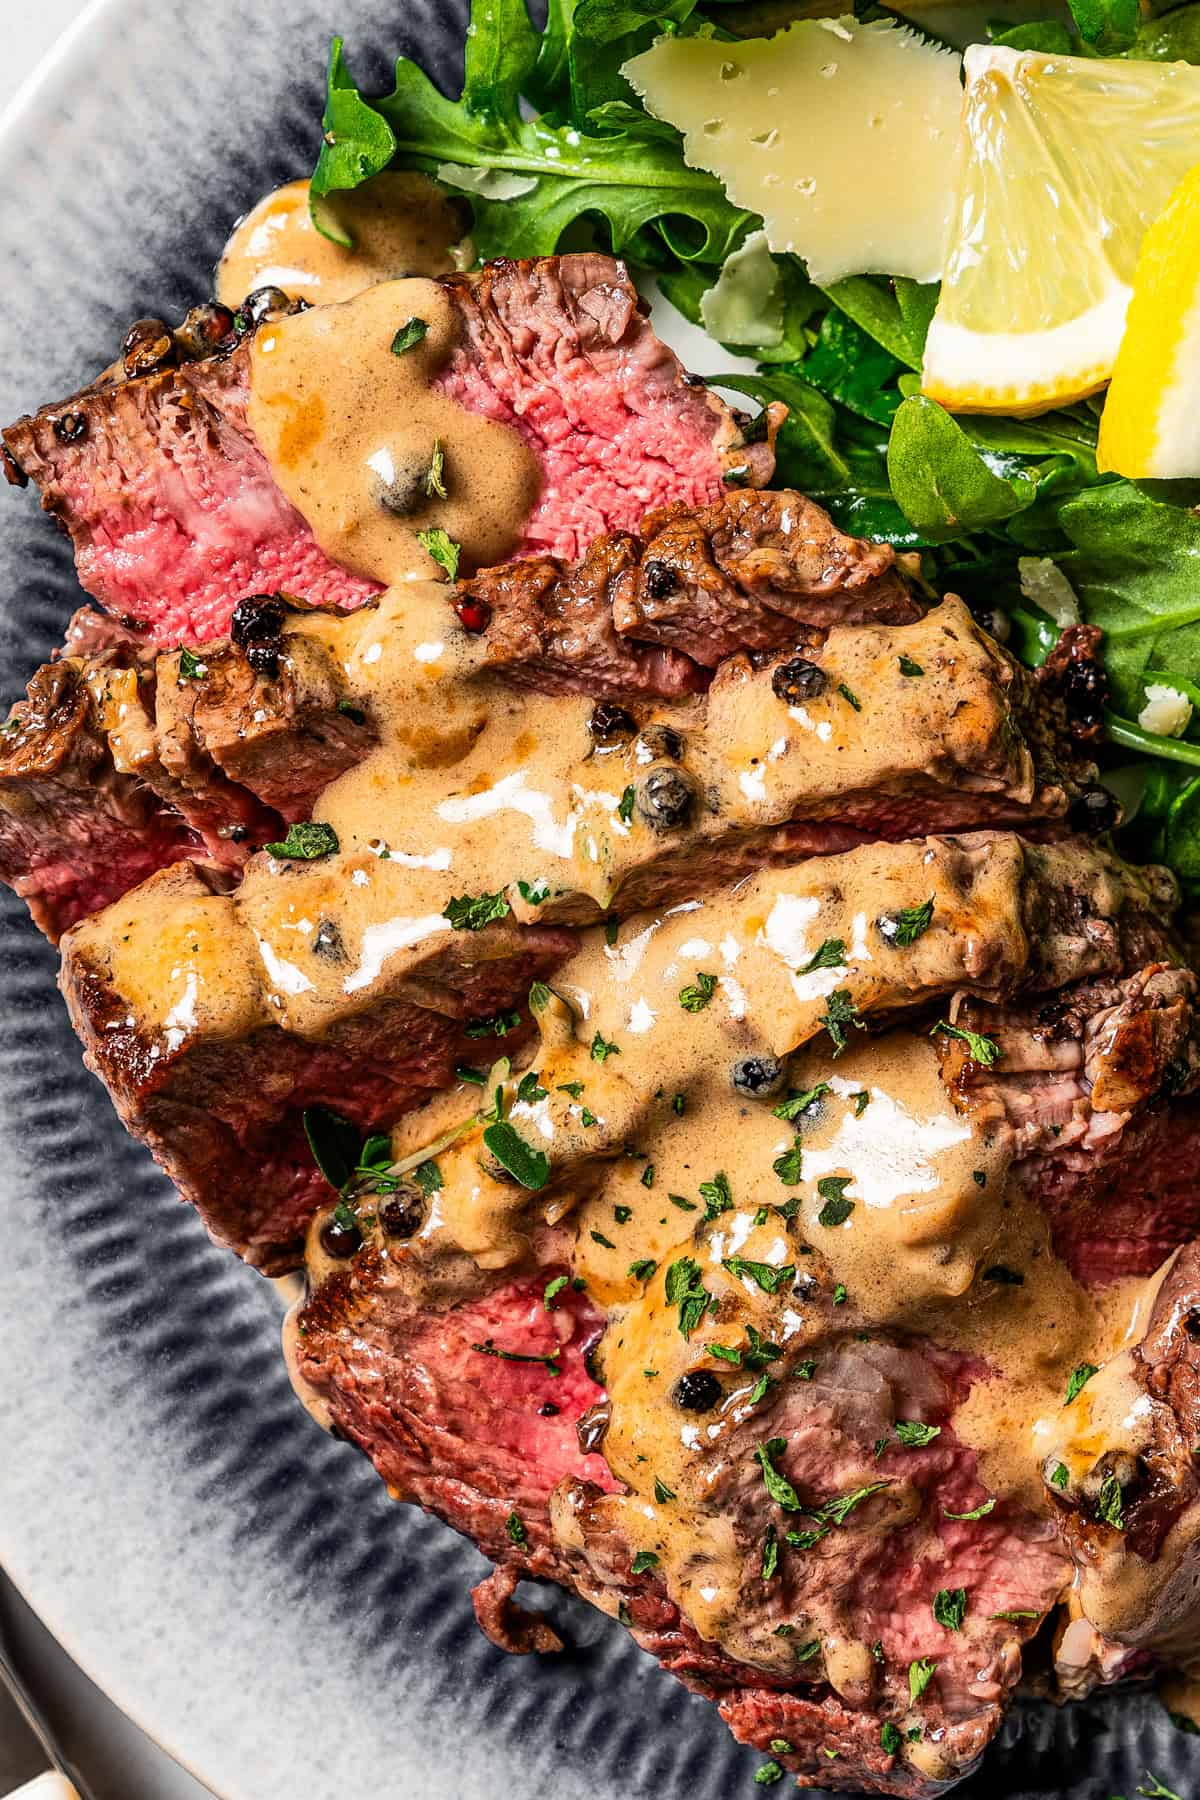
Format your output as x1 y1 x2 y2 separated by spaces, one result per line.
216 173 466 309
248 282 540 584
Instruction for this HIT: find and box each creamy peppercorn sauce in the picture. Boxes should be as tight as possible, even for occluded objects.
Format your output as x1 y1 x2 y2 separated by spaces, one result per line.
207 177 1192 1718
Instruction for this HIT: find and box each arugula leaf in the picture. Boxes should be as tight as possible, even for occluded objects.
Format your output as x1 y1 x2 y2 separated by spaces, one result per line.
993 20 1073 51
895 1420 940 1448
310 38 399 241
932 1587 967 1631
819 1480 892 1525
413 1159 443 1195
1070 0 1138 53
821 275 936 371
1132 4 1200 60
801 310 905 426
888 396 1037 542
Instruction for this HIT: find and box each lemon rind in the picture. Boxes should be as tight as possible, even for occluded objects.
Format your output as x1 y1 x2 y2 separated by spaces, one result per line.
922 287 1130 417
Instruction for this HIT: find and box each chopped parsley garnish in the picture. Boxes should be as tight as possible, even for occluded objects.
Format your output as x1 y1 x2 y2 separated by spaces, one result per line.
710 1342 743 1365
755 1765 784 1787
1049 1462 1070 1491
898 654 925 677
264 820 339 861
557 1081 584 1099
832 1282 848 1305
668 1191 697 1212
580 1107 598 1127
413 1159 442 1195
456 1064 486 1086
1066 1363 1099 1404
613 1205 632 1224
516 1071 548 1104
604 917 619 946
517 878 550 905
771 1736 796 1751
617 785 636 824
793 1644 821 1664
590 1229 616 1250
653 1477 675 1503
723 1256 795 1295
794 1361 816 1382
820 1480 892 1525
630 1550 659 1574
753 1206 769 1227
443 888 511 931
879 896 935 948
465 1009 522 1038
628 1258 657 1283
772 1139 803 1185
472 1338 560 1376
909 1657 936 1702
820 988 864 1056
785 1526 828 1550
591 1030 620 1062
773 1083 831 1122
944 1497 996 1520
930 1020 1001 1067
639 1166 655 1192
424 438 448 499
871 1640 885 1663
700 1170 734 1218
851 1090 870 1116
665 1257 712 1338
895 1420 941 1448
482 1119 551 1189
838 682 862 712
672 1092 686 1116
761 1526 779 1581
992 1609 1039 1622
816 1176 854 1227
797 937 846 975
755 1438 802 1511
391 316 428 355
543 1274 569 1309
177 646 208 681
1096 1472 1126 1529
679 971 718 1011
933 1587 967 1631
749 1372 773 1405
336 699 366 724
506 1510 529 1547
417 527 460 580
880 1722 903 1756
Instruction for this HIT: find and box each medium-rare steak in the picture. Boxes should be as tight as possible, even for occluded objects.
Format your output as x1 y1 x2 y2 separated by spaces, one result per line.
2 255 776 645
60 831 1175 1272
0 576 1098 942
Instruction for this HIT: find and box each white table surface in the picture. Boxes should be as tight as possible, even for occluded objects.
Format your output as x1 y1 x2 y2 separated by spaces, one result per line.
2 8 212 1796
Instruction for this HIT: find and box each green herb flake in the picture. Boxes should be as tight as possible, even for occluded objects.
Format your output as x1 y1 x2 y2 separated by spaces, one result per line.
391 317 428 356
880 1722 903 1756
973 1169 987 1188
724 1256 796 1295
517 878 550 905
641 1163 655 1188
794 1361 817 1382
617 785 636 824
820 1480 892 1526
505 1509 529 1548
797 936 846 975
898 654 925 677
755 1437 802 1512
700 1170 734 1219
417 527 460 580
604 917 619 946
590 1230 616 1250
1096 1472 1126 1530
679 971 718 1012
833 1283 848 1305
613 1205 632 1224
543 1274 569 1310
628 1258 657 1284
881 896 935 948
557 1081 584 1099
944 1497 996 1520
424 438 448 499
909 1657 937 1702
177 646 208 682
895 1420 941 1448
465 1009 522 1038
516 1071 548 1104
770 1737 795 1753
630 1550 659 1575
772 1139 803 1185
482 1119 551 1190
591 1031 620 1063
264 820 340 861
672 1092 686 1116
653 1476 675 1504
852 1090 870 1116
773 1082 831 1122
664 1257 712 1339
472 1338 559 1376
761 1526 779 1581
754 1765 784 1788
668 1191 697 1212
1066 1363 1099 1404
443 888 511 931
1050 1462 1070 1491
820 988 864 1056
932 1587 967 1631
816 1176 854 1227
838 682 863 712
930 1020 1001 1067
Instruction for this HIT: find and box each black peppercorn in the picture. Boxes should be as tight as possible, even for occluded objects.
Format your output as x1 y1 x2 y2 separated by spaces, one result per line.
237 285 292 328
590 701 637 744
636 765 696 832
122 317 176 378
772 656 827 705
379 1185 425 1240
175 302 239 361
634 724 684 763
673 1370 722 1412
319 1215 362 1258
52 412 87 445
731 1055 786 1098
231 592 290 679
642 559 678 601
1067 786 1121 834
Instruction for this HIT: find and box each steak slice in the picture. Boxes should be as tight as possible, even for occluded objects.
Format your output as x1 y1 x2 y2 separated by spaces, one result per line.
1043 1239 1200 1660
2 584 1096 941
59 831 1174 1273
61 860 577 1271
2 255 774 645
455 487 916 693
291 1218 1069 1797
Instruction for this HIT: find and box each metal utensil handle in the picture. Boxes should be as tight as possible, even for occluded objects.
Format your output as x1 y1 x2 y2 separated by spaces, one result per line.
0 1633 93 1800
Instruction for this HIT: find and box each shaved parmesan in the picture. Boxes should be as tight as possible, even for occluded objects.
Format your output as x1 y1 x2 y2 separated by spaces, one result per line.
622 17 962 285
1139 684 1193 739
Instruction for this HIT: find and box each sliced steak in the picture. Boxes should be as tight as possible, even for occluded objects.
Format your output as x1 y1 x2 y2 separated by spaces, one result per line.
61 860 577 1271
2 256 774 645
456 487 916 693
1 584 1095 942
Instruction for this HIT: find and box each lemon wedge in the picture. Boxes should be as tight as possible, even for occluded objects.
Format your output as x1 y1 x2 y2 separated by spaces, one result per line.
1098 164 1200 477
923 45 1200 417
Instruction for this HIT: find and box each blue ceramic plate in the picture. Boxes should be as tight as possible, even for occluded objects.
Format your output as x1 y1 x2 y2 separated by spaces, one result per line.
0 3 1195 1794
